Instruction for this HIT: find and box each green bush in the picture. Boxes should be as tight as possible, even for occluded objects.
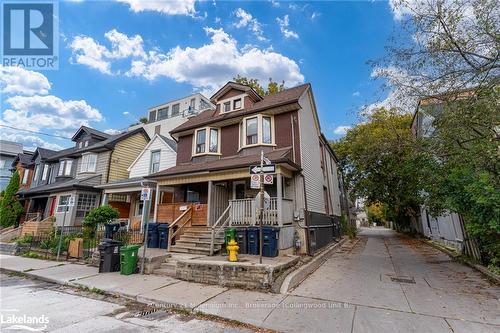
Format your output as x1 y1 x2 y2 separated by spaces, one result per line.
83 205 119 228
0 171 24 228
16 234 34 246
341 215 358 240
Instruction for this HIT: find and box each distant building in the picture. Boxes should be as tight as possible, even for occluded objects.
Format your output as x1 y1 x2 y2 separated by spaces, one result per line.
0 140 24 191
128 93 214 139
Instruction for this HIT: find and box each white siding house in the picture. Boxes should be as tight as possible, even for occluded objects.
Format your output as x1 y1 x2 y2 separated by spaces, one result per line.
128 134 177 178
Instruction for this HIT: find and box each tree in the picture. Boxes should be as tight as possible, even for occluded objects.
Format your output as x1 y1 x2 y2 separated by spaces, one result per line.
83 205 119 228
332 108 429 230
0 171 24 228
233 75 285 96
139 117 148 124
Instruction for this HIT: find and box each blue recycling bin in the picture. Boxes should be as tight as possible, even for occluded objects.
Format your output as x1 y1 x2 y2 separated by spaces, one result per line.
145 223 159 248
104 223 121 239
247 227 260 255
262 226 279 257
158 223 169 249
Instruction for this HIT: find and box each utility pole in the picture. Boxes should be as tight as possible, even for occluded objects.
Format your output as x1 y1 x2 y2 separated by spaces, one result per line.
56 205 67 261
259 150 264 264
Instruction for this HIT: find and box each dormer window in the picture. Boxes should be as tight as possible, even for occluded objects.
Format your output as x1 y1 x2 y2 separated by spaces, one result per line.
84 140 89 147
58 160 73 176
78 142 83 149
224 102 231 112
233 98 242 110
193 127 220 156
218 94 246 113
239 114 275 149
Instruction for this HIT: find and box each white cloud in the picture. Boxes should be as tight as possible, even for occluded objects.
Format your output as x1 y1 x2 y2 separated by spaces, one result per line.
311 12 321 20
276 15 299 39
104 29 146 59
69 36 112 74
352 91 360 97
0 130 65 151
116 0 196 16
333 126 352 135
270 0 280 8
104 128 122 135
214 16 221 24
71 27 304 92
0 66 51 96
122 111 130 115
234 8 267 42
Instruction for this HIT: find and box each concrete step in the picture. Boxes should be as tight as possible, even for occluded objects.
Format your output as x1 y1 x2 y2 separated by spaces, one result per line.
175 240 224 249
179 235 224 243
169 244 218 255
153 267 176 277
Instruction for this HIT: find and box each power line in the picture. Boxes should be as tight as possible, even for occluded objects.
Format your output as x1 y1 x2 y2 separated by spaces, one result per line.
0 124 72 140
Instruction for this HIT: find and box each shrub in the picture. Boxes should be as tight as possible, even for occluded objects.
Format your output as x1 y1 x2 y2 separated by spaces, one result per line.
83 205 119 228
341 215 358 240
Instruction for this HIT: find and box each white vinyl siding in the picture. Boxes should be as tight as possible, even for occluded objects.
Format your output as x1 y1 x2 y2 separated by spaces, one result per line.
129 136 176 178
298 91 327 214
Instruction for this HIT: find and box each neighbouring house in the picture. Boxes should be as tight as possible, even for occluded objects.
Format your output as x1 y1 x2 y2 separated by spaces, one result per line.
10 150 34 223
95 134 178 229
411 95 466 251
146 81 346 256
0 140 24 191
128 93 214 139
18 126 149 226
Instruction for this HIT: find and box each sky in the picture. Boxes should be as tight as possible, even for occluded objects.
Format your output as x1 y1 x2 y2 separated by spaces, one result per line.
0 0 407 151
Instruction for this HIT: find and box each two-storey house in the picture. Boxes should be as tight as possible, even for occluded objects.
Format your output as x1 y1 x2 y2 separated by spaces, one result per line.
0 140 24 191
147 82 345 255
19 126 149 226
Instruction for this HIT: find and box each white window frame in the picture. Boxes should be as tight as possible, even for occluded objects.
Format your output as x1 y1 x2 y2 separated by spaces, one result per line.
80 153 97 173
58 161 65 176
239 114 275 149
41 164 48 181
56 195 70 213
64 160 73 176
192 127 221 157
33 164 40 180
22 169 30 184
84 141 89 147
217 93 247 113
150 150 161 174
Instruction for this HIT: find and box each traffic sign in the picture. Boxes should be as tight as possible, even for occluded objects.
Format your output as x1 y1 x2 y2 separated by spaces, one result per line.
250 174 260 189
255 191 271 209
263 174 273 184
141 187 151 201
249 164 276 174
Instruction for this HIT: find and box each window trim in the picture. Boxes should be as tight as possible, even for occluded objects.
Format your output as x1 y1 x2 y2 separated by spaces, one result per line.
22 169 30 184
192 127 221 157
41 164 48 181
233 98 242 110
239 114 276 150
171 103 180 117
80 153 97 173
217 93 247 113
150 150 161 174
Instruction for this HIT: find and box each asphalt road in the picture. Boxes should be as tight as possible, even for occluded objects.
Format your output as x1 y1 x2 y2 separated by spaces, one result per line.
0 272 254 332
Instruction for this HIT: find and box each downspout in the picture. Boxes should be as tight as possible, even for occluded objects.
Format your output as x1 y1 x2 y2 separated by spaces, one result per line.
299 172 311 256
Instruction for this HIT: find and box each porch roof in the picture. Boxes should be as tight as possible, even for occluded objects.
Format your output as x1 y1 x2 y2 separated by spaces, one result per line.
95 177 156 190
18 175 101 197
147 147 300 180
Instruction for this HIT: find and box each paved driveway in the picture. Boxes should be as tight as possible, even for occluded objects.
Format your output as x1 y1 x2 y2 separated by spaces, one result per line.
269 227 500 333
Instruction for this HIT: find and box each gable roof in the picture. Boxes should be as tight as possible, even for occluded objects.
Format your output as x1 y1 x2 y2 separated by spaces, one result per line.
71 125 110 142
159 135 177 151
171 83 310 135
210 81 263 102
30 147 58 162
126 133 176 172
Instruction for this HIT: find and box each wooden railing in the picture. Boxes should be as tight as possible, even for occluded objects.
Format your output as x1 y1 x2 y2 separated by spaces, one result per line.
229 198 280 226
210 204 231 255
166 207 192 251
25 213 42 222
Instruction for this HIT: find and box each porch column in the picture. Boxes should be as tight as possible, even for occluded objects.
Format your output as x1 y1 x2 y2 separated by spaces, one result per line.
207 180 213 226
277 173 283 226
153 184 160 221
101 192 109 205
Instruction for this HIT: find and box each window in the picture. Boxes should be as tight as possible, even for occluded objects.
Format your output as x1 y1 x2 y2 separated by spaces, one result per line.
33 164 40 180
246 117 258 145
75 194 98 218
200 99 210 110
136 201 144 216
22 170 29 184
262 116 272 144
78 142 83 149
80 154 97 173
209 128 219 153
195 129 206 154
189 98 195 110
240 114 274 148
233 98 242 110
149 110 156 122
56 195 70 213
171 103 180 116
150 150 161 174
0 160 5 169
157 107 168 120
58 162 64 176
41 164 48 181
186 190 200 203
224 101 231 112
84 141 89 147
65 160 73 175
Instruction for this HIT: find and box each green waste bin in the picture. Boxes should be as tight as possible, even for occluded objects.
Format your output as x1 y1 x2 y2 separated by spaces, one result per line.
224 228 236 246
120 244 140 275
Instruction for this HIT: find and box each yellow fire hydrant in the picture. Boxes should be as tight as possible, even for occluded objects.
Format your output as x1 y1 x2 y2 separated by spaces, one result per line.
227 239 239 262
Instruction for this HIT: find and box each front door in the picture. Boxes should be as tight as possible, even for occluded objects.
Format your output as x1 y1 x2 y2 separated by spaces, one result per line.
48 196 57 216
234 181 246 200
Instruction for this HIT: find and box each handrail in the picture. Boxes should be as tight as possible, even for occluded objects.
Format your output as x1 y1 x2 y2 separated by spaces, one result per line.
209 204 231 255
167 207 192 251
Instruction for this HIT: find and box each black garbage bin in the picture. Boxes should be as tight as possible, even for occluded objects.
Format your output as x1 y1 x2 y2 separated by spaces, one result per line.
262 226 279 257
104 223 121 239
235 227 248 254
98 239 122 273
247 227 260 255
158 223 169 249
145 223 159 248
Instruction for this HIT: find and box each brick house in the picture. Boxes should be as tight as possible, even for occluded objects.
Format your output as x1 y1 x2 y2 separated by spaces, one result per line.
147 82 346 255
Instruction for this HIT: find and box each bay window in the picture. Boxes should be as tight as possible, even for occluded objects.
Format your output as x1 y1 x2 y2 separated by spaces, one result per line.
194 127 220 155
80 153 97 173
240 114 275 148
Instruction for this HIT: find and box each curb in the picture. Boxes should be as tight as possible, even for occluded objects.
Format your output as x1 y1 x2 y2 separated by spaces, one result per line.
422 239 500 285
279 237 349 294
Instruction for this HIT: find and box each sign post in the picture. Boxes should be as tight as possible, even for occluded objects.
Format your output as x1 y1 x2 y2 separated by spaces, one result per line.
259 151 264 264
56 195 74 261
140 186 151 275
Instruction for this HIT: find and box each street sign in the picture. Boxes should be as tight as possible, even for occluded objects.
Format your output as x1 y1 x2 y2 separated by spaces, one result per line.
263 156 272 165
255 191 271 210
249 164 276 174
141 187 151 201
67 196 75 207
263 174 273 185
250 174 260 189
